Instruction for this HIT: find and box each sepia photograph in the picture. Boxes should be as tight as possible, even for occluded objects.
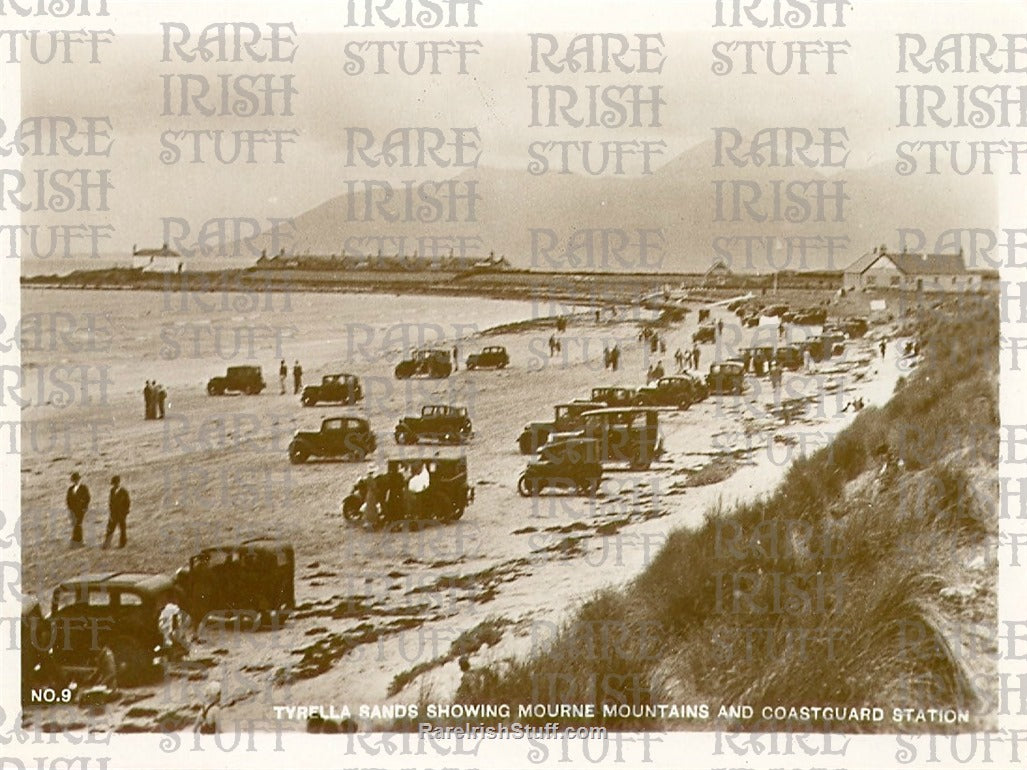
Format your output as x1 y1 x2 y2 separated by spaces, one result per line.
1 0 1024 768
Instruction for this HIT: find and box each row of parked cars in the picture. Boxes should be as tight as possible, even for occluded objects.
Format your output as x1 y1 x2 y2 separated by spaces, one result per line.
22 538 296 692
205 346 511 396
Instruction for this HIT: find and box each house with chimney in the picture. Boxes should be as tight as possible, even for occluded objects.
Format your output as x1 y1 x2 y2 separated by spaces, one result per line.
842 246 980 293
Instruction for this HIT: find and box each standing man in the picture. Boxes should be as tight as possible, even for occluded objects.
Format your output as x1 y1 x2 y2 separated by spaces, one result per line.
770 363 783 406
103 475 130 549
279 360 287 394
452 346 459 371
143 381 154 420
611 344 620 371
293 361 303 394
66 472 90 546
879 340 886 358
156 384 167 419
692 344 701 372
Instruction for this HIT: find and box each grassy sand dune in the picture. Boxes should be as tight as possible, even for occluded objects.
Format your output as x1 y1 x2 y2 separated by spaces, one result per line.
453 298 999 733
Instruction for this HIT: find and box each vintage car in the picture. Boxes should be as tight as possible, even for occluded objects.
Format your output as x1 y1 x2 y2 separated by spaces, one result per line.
517 401 605 454
575 407 662 469
761 304 789 317
48 572 179 686
465 345 509 370
518 437 603 496
207 365 266 396
21 596 57 697
395 405 473 445
301 373 363 406
395 349 452 379
802 333 846 362
786 307 828 325
634 375 708 408
175 538 295 628
707 360 746 395
697 308 711 322
740 345 803 372
692 324 717 343
825 317 869 339
289 416 376 463
342 457 473 527
590 387 637 407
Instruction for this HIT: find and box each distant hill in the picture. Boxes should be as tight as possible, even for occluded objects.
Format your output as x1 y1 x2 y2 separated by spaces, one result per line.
246 142 997 273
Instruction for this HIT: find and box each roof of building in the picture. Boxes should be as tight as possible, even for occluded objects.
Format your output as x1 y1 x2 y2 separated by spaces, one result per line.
845 248 966 276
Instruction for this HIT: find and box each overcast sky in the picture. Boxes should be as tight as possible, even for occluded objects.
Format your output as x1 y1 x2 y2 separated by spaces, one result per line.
15 0 1023 255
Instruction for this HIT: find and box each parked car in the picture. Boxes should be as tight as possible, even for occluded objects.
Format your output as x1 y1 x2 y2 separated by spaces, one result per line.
590 387 637 407
518 437 603 496
289 416 376 463
788 307 828 325
465 345 509 369
518 401 605 454
634 375 708 408
825 317 869 339
342 457 473 527
395 349 452 379
576 407 662 469
21 595 56 698
802 333 846 362
762 304 789 317
207 365 265 396
707 360 746 395
48 572 179 686
175 538 295 627
395 405 472 445
740 345 803 372
301 373 363 406
742 314 761 327
692 324 716 343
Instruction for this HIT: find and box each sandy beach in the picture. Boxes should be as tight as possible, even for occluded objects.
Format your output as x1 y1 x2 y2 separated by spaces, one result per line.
17 286 904 732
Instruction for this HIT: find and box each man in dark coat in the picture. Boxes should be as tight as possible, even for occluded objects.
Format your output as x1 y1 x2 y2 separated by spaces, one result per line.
66 472 90 546
293 361 303 394
143 381 154 419
103 475 130 549
156 384 167 419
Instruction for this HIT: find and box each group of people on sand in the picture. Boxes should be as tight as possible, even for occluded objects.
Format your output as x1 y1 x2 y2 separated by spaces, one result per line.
279 360 303 394
143 380 168 419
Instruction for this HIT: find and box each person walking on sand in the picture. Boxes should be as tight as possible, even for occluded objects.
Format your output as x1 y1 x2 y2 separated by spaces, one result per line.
611 344 620 371
103 475 130 549
66 471 90 547
156 383 167 419
452 346 459 371
879 340 886 358
279 360 287 394
143 381 154 420
293 361 303 394
692 344 701 372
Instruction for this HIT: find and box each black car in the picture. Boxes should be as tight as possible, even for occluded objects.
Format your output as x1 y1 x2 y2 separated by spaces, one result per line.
518 437 603 497
301 373 363 406
48 572 179 686
590 387 637 407
289 416 377 463
692 324 716 343
634 375 708 408
466 345 509 369
707 360 746 395
395 405 472 445
395 349 452 379
518 401 606 454
175 538 295 628
343 457 473 527
207 365 266 395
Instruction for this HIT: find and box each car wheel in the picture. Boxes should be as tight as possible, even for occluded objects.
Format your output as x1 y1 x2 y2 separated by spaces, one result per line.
578 478 600 496
517 476 542 501
245 384 260 395
395 428 414 445
302 394 315 406
109 635 153 685
289 444 309 464
206 381 219 396
342 495 363 522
